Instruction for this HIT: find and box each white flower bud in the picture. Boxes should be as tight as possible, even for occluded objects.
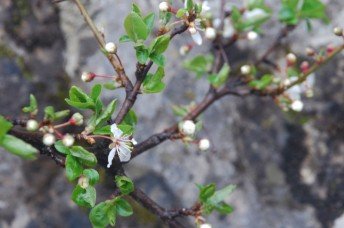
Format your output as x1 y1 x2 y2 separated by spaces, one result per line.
188 26 197 35
62 134 75 147
199 138 210 151
26 119 39 132
70 113 83 126
131 138 137 145
286 53 297 65
81 72 95 82
159 2 169 12
78 176 89 189
333 27 343 36
105 42 117 54
291 100 304 112
247 31 258 40
180 120 196 135
240 65 251 75
179 45 191 56
205 27 217 40
200 224 212 228
43 133 56 146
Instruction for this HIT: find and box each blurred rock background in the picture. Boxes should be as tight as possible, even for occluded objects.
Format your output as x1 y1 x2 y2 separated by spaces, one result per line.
0 0 343 227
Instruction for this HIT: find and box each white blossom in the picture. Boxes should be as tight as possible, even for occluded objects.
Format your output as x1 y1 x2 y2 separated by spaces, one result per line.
222 18 234 38
107 124 134 167
180 120 196 135
26 119 39 132
105 42 117 54
205 27 217 40
188 21 203 46
247 31 258 40
200 224 212 228
159 2 169 12
286 53 297 65
199 138 210 151
43 133 56 146
291 100 304 112
81 72 95 82
62 134 75 147
240 65 251 75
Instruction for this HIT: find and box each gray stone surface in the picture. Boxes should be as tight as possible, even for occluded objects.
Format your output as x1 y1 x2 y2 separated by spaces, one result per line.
0 0 343 228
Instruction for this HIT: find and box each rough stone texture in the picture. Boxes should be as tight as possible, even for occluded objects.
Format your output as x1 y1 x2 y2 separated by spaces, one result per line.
0 0 343 228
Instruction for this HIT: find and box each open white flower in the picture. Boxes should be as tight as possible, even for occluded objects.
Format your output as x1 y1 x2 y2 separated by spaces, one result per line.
107 124 134 168
188 20 203 46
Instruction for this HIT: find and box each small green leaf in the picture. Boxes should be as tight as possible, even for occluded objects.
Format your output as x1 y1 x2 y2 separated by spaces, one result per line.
131 3 142 16
83 169 100 185
135 45 149 64
150 53 165 67
65 155 83 181
248 74 273 90
44 106 55 120
183 55 214 78
115 176 134 195
208 63 230 88
124 12 149 42
143 13 155 34
185 0 194 11
208 184 236 205
143 67 166 93
95 100 117 127
89 201 117 228
117 124 134 135
0 135 38 160
0 115 13 141
54 110 70 120
91 84 102 102
115 198 133 217
70 146 97 167
93 125 111 135
198 183 216 203
214 202 234 214
119 35 132 43
54 140 70 155
176 8 187 18
72 185 96 208
22 94 38 114
149 35 171 56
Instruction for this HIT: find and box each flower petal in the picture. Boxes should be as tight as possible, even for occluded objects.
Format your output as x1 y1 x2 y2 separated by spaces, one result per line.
117 146 131 162
111 124 123 138
107 148 117 168
191 31 203 46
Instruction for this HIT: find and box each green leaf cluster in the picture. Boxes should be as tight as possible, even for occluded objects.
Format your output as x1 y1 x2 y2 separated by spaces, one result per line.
0 115 38 160
278 0 329 25
22 94 38 115
183 55 214 78
248 74 274 90
197 183 236 215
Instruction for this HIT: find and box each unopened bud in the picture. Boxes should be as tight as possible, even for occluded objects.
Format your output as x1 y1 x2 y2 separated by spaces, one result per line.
247 31 258 40
179 45 191 56
291 100 304 112
205 27 217 40
78 176 89 189
305 47 315 56
81 72 95 82
200 224 212 228
43 133 56 146
333 27 343 37
199 138 210 151
180 120 196 135
326 44 335 54
286 53 297 66
159 2 169 12
188 26 197 35
105 42 117 54
26 119 39 132
69 113 84 126
62 134 75 147
240 65 251 75
300 61 309 74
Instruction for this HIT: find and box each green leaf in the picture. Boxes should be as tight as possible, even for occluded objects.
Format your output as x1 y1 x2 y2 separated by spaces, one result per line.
0 115 13 141
44 106 55 120
171 105 188 117
89 201 117 228
214 202 234 214
183 55 214 78
143 13 155 34
54 110 70 120
208 63 230 88
198 183 216 203
149 35 171 56
70 146 97 167
185 0 194 11
66 86 95 110
72 185 96 208
131 3 142 16
150 53 165 67
208 184 236 205
91 84 102 102
0 135 38 160
135 45 149 64
83 169 100 185
123 110 138 126
95 100 117 127
248 74 273 90
93 125 111 135
103 82 118 90
115 176 134 195
65 155 83 181
176 8 187 18
124 12 149 42
54 140 70 155
300 0 328 21
115 198 133 217
143 67 166 94
278 6 298 25
22 94 38 114
117 124 134 135
119 35 132 43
